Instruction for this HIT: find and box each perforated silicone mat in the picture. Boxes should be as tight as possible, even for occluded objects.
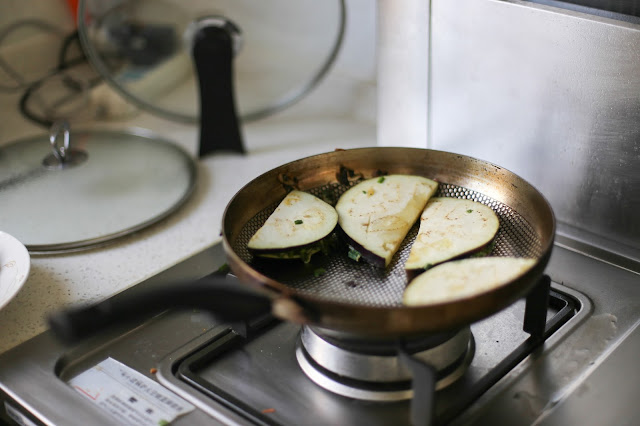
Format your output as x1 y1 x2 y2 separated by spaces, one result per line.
232 182 542 307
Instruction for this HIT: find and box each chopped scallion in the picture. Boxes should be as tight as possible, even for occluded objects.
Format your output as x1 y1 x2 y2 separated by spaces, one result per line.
348 246 362 261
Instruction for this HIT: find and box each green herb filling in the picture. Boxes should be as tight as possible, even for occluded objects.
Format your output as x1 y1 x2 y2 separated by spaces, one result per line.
470 240 496 258
255 234 337 264
313 268 326 277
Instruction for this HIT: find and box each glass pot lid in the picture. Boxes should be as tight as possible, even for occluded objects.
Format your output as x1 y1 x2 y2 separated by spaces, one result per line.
0 123 196 253
77 0 346 124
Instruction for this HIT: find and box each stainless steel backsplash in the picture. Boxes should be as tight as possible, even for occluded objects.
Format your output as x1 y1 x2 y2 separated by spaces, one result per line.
428 0 640 258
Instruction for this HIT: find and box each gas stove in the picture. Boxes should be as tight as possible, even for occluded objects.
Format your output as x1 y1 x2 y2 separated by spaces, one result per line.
156 281 581 426
0 239 638 425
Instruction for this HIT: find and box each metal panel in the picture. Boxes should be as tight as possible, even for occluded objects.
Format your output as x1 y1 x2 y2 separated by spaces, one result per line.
536 320 640 426
529 0 640 19
429 0 640 257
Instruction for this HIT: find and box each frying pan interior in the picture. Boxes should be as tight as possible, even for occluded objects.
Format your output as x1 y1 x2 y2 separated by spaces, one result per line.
222 148 555 336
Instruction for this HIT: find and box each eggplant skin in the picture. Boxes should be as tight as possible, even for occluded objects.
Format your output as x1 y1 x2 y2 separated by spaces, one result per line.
248 190 338 253
404 198 500 275
403 257 536 306
405 239 496 282
335 175 438 267
336 228 386 268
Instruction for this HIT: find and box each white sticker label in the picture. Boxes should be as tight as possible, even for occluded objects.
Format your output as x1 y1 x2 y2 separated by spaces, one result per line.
68 357 195 426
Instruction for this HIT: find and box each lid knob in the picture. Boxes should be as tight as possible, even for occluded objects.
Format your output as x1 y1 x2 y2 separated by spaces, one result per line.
42 120 88 169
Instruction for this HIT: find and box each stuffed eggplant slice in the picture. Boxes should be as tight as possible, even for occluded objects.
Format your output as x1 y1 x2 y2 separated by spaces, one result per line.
405 198 500 278
403 257 536 306
248 190 338 263
335 175 439 267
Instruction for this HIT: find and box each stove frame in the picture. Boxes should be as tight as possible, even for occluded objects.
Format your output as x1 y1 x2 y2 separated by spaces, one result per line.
2 241 638 426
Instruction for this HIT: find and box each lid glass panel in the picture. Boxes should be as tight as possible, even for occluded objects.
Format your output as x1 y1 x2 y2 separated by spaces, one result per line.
78 0 345 123
0 130 196 252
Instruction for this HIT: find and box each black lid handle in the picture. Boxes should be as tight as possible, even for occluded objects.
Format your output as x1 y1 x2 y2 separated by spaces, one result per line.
191 17 245 156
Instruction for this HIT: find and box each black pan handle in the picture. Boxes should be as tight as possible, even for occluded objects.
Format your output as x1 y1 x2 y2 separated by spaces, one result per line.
192 17 245 156
48 276 271 344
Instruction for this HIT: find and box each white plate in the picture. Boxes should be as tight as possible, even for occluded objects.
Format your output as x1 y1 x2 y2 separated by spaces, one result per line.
0 231 30 310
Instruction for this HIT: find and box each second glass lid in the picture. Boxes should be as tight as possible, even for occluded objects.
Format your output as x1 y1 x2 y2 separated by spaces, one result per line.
0 125 196 253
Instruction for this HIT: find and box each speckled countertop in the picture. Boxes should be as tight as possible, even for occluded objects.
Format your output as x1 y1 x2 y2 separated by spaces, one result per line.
0 91 376 354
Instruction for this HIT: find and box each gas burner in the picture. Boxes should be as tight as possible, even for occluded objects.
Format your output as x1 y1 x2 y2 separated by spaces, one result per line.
296 326 475 401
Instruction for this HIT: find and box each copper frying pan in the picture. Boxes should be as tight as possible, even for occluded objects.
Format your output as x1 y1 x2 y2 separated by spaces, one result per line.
49 147 554 342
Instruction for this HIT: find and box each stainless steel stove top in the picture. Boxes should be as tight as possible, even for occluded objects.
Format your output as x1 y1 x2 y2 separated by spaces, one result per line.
1 239 638 425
